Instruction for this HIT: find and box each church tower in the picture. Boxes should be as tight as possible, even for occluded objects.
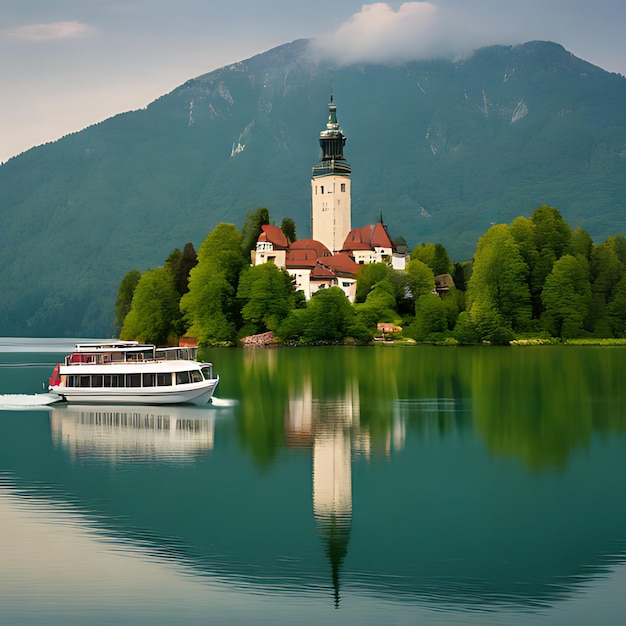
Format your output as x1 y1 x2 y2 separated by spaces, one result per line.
311 95 351 253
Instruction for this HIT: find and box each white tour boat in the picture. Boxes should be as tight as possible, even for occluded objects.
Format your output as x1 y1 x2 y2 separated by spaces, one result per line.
48 341 219 405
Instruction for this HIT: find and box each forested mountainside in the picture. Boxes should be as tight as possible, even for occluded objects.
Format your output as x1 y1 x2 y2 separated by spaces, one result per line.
1 39 625 336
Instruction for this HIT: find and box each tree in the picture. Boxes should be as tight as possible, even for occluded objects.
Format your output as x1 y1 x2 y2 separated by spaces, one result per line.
608 274 626 336
237 263 297 334
568 226 593 261
531 205 572 259
165 242 197 296
278 287 371 344
355 263 392 303
406 259 435 301
355 279 398 328
410 242 453 275
541 254 592 338
586 239 625 335
120 268 181 345
180 223 247 346
280 217 297 243
241 207 270 254
466 224 531 342
408 294 448 340
114 269 141 334
529 205 572 318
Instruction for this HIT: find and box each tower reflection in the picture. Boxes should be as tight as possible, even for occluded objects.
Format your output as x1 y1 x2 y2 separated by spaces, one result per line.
286 378 370 607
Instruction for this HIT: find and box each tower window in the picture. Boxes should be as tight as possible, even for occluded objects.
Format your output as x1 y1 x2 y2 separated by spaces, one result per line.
320 186 324 194
341 183 346 192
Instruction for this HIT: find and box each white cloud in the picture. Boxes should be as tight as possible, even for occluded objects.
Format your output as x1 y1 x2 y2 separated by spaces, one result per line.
8 21 95 42
311 2 503 65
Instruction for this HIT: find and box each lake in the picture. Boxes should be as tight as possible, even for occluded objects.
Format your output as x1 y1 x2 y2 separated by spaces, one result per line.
1 340 626 625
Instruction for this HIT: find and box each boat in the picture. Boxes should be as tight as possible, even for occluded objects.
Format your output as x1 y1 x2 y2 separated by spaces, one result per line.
48 341 219 405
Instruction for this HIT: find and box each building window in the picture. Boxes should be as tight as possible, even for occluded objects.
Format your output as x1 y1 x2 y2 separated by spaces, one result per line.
320 185 324 194
341 183 346 192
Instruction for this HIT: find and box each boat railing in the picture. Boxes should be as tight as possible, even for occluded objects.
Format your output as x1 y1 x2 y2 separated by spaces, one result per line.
65 346 198 366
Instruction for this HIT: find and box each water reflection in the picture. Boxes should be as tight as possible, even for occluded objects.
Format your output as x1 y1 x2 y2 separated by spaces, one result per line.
287 380 362 607
2 345 626 623
49 404 220 464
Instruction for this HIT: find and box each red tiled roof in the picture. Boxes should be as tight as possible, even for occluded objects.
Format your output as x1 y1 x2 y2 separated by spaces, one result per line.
310 264 336 279
318 252 360 276
286 248 320 269
341 222 393 252
289 238 331 257
258 224 289 249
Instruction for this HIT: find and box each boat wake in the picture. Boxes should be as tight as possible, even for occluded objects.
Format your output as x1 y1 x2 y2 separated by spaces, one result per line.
211 397 238 407
0 393 63 410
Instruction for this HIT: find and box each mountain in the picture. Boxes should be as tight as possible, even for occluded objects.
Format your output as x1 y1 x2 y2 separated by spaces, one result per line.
1 39 626 337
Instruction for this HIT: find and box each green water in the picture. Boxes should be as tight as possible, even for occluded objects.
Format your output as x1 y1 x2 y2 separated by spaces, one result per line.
1 342 626 624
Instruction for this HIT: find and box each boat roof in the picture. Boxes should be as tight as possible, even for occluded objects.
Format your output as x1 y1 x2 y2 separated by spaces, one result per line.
73 342 191 354
74 341 145 352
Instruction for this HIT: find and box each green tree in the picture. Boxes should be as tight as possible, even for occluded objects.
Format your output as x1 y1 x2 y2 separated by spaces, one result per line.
181 223 247 346
406 259 435 301
529 205 572 318
453 311 480 344
410 242 453 275
120 267 181 345
241 207 270 255
165 242 197 296
355 263 392 303
114 269 141 334
355 279 398 329
237 263 297 334
407 293 448 340
610 233 626 265
541 254 592 338
587 239 625 335
278 287 371 344
568 226 593 261
280 217 297 243
608 274 626 336
467 224 531 342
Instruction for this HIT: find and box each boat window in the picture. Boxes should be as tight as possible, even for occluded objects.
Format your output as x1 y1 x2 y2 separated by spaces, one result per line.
103 374 124 387
142 373 156 387
190 370 203 383
176 371 190 385
79 375 91 388
157 373 171 386
92 375 103 387
125 374 141 387
201 367 213 380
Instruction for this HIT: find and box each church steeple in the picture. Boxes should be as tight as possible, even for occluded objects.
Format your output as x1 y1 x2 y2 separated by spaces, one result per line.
314 94 351 175
311 94 352 253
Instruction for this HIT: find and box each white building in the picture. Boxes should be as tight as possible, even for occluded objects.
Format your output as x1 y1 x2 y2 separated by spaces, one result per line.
252 95 407 301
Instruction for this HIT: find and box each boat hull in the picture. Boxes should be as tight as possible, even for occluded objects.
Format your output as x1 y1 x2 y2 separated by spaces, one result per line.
50 376 219 406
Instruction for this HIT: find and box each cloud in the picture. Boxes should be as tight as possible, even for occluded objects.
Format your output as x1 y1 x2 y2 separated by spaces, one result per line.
311 2 502 65
8 21 95 42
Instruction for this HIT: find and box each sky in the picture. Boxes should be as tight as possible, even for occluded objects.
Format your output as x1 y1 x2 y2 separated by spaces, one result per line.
1 0 625 164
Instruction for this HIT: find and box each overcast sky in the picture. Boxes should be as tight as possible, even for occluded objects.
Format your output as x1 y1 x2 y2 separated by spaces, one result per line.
1 0 625 163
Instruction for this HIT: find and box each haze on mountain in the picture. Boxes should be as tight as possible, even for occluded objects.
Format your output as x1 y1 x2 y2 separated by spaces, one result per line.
1 33 625 337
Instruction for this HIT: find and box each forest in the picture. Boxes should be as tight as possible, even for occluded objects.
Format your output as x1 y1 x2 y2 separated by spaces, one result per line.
115 205 626 346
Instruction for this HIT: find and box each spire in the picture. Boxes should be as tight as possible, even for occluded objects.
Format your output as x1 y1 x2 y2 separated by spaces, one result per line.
327 87 338 130
314 92 350 175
